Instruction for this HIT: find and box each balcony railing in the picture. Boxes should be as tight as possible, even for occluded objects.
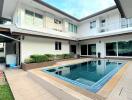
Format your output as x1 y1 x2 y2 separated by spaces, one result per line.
98 18 132 33
121 18 132 28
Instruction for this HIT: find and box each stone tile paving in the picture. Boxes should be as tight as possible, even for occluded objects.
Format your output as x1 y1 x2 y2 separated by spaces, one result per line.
5 69 58 100
107 61 132 100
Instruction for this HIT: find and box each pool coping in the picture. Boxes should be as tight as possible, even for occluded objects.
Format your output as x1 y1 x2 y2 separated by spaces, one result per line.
97 61 130 98
28 59 129 100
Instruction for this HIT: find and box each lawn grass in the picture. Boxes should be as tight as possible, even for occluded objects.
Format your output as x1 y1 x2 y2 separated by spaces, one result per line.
0 84 14 100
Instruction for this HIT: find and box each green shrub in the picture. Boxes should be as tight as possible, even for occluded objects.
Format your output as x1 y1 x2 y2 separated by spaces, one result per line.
24 58 34 63
62 54 72 59
45 54 55 61
30 55 49 63
24 53 74 64
56 54 73 59
56 54 63 60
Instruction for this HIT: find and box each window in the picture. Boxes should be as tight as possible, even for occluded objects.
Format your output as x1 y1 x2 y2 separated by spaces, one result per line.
53 19 62 32
100 19 106 27
106 42 117 56
0 43 4 52
88 44 96 55
25 10 34 25
68 23 77 33
70 45 76 54
25 10 43 27
121 18 128 28
74 25 77 33
81 45 87 55
34 13 43 27
100 29 105 33
55 42 61 50
128 18 132 27
54 19 62 24
118 41 132 56
90 21 96 29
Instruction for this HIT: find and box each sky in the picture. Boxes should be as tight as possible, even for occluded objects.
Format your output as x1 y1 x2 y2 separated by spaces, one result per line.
43 0 115 19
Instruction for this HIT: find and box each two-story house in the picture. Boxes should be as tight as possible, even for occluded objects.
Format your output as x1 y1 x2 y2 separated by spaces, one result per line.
0 0 132 67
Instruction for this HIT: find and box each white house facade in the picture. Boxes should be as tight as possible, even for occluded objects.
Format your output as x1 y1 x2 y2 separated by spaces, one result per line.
0 0 132 67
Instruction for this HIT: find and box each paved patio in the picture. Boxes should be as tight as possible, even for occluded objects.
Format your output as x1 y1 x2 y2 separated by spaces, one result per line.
107 61 132 100
4 59 132 100
5 69 58 100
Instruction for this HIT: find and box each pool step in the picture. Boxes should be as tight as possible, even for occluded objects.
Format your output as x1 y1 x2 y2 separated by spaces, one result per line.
76 78 95 86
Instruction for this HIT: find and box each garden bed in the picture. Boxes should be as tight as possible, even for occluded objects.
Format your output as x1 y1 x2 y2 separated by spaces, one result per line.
22 54 78 71
22 58 77 71
22 60 56 71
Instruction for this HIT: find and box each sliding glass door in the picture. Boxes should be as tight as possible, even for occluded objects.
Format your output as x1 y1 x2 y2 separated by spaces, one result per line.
118 41 132 56
88 44 96 55
106 42 117 56
81 45 87 55
106 40 132 57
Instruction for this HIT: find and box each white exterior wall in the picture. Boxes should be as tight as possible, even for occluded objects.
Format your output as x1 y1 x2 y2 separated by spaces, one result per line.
79 34 132 58
13 3 132 41
78 9 121 37
13 3 77 39
21 36 70 62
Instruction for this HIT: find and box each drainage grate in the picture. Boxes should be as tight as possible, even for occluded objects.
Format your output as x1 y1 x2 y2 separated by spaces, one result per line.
119 87 124 96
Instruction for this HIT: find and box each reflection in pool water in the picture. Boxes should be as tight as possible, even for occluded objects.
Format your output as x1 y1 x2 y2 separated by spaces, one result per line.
43 59 125 92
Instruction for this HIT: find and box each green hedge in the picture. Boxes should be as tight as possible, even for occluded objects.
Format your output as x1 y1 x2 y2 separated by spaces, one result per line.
24 54 73 63
30 55 49 63
45 54 55 61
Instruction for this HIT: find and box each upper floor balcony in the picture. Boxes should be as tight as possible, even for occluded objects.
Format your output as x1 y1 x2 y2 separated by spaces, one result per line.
98 18 132 33
77 18 132 40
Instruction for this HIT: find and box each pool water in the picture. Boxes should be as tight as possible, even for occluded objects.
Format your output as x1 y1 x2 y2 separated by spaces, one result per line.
43 59 125 93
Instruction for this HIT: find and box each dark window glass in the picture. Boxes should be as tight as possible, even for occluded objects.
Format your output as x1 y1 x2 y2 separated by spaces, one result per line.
106 42 117 56
70 45 76 54
90 21 96 29
55 42 58 50
35 13 43 19
54 19 62 24
118 41 132 56
68 23 77 33
59 42 61 50
100 19 106 27
55 42 61 50
25 10 34 16
0 48 4 52
101 19 105 23
88 44 96 55
81 45 87 55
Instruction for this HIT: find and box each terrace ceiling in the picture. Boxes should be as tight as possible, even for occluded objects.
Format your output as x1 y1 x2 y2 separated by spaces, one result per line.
114 0 132 18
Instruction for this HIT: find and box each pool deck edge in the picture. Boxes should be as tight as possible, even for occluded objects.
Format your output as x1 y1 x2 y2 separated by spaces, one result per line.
28 68 105 100
28 59 129 100
97 61 130 98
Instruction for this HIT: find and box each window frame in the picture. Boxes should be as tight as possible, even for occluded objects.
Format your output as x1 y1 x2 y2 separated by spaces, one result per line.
25 9 43 27
55 42 62 50
90 20 96 29
88 44 96 55
68 22 77 33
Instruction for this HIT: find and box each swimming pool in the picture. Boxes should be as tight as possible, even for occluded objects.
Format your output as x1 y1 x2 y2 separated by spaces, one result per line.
42 59 126 93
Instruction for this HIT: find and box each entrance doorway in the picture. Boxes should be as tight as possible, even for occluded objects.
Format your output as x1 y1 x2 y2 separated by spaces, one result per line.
70 45 76 54
0 32 20 69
